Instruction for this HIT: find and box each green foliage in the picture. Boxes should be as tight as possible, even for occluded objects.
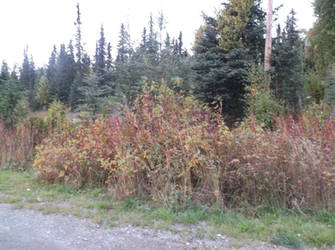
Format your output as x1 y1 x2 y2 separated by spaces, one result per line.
245 65 284 129
36 76 51 107
271 228 302 249
1 61 10 80
324 66 335 104
246 86 283 129
304 102 333 123
94 25 107 75
45 100 67 131
116 23 132 64
52 43 75 105
20 49 36 108
272 10 304 111
193 1 265 123
304 71 327 104
13 99 32 124
0 78 22 126
218 0 265 59
112 15 192 107
307 0 335 74
79 72 114 115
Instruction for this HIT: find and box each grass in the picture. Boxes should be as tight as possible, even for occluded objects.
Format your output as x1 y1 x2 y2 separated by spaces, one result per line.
271 228 302 249
0 169 334 249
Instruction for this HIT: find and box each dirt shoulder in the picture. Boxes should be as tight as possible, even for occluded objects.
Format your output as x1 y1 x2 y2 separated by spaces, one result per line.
0 203 289 250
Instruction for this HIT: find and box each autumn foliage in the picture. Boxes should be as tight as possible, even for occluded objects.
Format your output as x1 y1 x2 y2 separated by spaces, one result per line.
33 85 335 210
0 119 45 170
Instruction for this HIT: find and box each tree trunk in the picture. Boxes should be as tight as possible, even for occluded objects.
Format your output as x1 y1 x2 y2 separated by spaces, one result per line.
264 0 273 92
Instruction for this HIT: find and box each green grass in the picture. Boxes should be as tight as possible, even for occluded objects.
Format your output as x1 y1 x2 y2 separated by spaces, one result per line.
0 169 334 249
271 228 302 249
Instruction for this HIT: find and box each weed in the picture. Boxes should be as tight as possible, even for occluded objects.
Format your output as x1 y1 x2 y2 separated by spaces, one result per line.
97 200 114 210
33 85 335 210
271 228 302 249
119 198 142 211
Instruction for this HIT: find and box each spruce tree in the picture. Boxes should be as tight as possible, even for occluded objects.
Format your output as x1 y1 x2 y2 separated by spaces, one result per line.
47 46 57 99
95 25 106 76
116 23 132 64
193 0 266 122
79 72 113 115
53 44 75 104
272 10 304 111
20 49 36 108
147 14 159 64
157 12 166 55
106 42 113 71
0 61 10 81
0 75 21 126
75 3 83 71
70 3 85 108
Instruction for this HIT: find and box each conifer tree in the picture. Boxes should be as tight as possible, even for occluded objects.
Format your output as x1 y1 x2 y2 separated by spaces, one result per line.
20 49 36 107
193 0 265 122
53 44 75 104
307 0 335 74
36 76 51 108
70 3 85 108
147 15 159 64
95 25 106 76
272 10 304 111
116 23 132 64
0 74 21 126
0 61 10 81
75 3 83 71
47 46 57 98
106 42 113 71
10 67 18 81
157 12 165 54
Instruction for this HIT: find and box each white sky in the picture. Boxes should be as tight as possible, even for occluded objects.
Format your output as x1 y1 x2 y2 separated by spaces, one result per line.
0 0 315 68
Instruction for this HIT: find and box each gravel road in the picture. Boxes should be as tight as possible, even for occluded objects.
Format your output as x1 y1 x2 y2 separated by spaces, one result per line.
0 203 288 250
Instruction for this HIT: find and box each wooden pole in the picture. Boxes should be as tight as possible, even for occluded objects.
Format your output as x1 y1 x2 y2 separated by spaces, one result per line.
264 0 273 92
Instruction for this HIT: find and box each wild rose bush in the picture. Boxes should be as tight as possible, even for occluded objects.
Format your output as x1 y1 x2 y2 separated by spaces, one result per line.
33 85 335 210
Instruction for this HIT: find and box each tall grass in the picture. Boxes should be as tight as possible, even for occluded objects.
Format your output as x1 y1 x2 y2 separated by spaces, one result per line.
0 119 45 170
33 85 335 210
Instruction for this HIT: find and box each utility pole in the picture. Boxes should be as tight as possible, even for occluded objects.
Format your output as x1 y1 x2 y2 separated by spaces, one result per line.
264 0 273 92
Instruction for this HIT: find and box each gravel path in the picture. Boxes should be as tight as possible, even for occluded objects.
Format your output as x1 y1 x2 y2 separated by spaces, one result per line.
0 203 288 250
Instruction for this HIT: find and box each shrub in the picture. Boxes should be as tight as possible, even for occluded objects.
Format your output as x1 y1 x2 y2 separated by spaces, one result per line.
303 101 333 127
33 84 335 210
0 100 70 171
34 84 229 202
224 115 335 209
0 119 45 170
245 65 284 130
245 85 283 129
304 71 327 104
45 100 73 135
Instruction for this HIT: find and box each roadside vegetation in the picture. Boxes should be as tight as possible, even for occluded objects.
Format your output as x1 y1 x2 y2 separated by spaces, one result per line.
1 0 335 249
1 169 335 249
1 84 335 248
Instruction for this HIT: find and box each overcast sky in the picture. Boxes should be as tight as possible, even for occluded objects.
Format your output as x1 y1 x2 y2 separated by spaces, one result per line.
0 0 315 68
